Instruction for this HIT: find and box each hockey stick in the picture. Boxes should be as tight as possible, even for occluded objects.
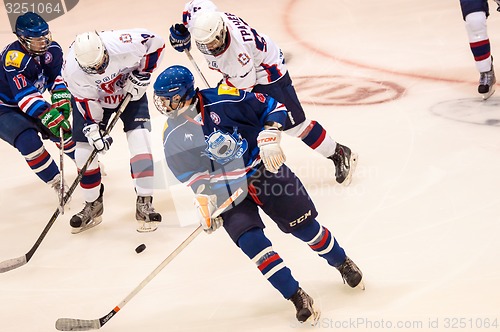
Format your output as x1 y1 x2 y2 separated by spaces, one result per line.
184 49 211 88
0 94 132 273
59 127 65 215
55 186 244 331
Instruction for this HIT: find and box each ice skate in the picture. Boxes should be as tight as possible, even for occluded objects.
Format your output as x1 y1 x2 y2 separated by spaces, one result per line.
328 143 358 186
478 65 496 100
70 185 104 234
136 196 162 233
48 173 70 205
336 256 365 290
289 287 321 325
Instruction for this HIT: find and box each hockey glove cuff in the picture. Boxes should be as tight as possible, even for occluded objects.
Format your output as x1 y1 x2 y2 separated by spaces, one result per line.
169 24 191 52
257 128 285 174
39 107 72 140
83 123 113 153
194 194 223 234
51 89 72 119
124 71 151 101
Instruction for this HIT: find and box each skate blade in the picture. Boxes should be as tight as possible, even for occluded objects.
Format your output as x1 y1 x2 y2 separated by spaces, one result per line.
136 221 159 233
481 86 496 100
355 279 366 291
71 216 103 234
304 308 321 326
342 152 358 186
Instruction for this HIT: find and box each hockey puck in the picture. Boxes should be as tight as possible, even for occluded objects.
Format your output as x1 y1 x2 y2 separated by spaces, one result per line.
135 244 146 254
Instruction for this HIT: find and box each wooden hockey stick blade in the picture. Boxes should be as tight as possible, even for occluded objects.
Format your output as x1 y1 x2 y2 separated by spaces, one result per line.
55 187 244 331
0 94 132 274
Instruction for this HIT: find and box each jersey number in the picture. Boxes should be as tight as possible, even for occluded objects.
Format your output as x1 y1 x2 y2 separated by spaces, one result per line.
13 74 27 89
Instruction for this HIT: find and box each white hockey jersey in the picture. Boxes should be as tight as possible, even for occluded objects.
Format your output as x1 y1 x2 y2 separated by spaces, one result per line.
182 0 287 90
62 29 164 123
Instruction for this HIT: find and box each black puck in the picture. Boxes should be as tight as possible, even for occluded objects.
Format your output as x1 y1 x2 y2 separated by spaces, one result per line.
135 243 146 253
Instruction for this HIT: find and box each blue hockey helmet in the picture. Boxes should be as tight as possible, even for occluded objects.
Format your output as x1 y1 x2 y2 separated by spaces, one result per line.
15 12 52 56
153 65 197 118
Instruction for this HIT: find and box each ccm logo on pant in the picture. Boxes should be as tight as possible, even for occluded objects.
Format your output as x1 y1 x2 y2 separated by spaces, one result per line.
289 210 312 227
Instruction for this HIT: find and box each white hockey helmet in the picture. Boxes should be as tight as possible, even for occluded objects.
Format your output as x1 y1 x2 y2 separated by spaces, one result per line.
73 31 109 75
191 11 228 56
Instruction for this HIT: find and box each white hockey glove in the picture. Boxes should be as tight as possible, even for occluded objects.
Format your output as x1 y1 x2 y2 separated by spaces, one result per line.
123 71 151 101
257 128 285 174
82 123 113 153
194 194 223 234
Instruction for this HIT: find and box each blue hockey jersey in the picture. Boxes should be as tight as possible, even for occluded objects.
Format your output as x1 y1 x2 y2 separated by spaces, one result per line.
0 40 67 117
162 84 286 194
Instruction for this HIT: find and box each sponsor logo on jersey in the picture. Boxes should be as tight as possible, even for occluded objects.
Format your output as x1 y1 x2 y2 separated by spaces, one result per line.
203 128 248 165
217 84 240 96
5 51 24 68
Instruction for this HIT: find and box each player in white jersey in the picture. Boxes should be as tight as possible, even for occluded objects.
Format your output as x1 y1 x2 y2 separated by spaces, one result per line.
460 0 497 99
169 0 357 185
62 29 164 233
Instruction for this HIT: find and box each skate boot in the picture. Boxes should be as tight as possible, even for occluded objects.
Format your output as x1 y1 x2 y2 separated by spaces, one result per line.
328 143 358 186
478 64 496 100
136 196 162 233
48 173 70 205
70 185 104 234
336 256 365 290
289 287 321 325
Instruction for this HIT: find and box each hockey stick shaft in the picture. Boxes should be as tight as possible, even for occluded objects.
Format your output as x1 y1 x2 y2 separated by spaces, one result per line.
0 94 132 273
59 127 65 215
184 49 211 88
55 187 244 331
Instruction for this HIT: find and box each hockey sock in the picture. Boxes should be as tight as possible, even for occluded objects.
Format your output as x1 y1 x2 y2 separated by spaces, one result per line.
127 129 154 196
292 220 346 268
75 143 102 202
55 137 76 160
285 119 336 157
238 228 299 299
465 11 492 72
16 129 59 183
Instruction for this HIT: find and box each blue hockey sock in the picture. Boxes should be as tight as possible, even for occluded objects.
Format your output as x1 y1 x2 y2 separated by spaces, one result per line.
16 129 59 183
292 219 346 267
238 228 299 299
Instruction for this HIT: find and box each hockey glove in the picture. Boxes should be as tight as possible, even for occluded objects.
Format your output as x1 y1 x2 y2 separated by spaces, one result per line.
169 24 191 52
257 128 285 174
82 123 113 153
51 88 72 120
194 194 223 234
123 71 151 101
39 107 72 140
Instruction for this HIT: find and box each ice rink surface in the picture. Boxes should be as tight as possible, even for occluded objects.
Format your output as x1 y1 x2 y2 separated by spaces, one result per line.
0 1 499 331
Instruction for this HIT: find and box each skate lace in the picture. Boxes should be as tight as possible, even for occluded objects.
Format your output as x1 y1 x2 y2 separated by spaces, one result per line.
291 289 310 310
480 70 495 86
76 202 93 218
137 199 156 215
338 259 356 283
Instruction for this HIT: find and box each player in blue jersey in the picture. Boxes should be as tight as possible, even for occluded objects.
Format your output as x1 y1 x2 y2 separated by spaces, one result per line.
0 12 74 200
155 65 364 325
460 0 498 99
169 0 357 186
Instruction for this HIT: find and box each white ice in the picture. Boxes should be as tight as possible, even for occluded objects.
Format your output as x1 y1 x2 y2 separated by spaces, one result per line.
0 1 499 331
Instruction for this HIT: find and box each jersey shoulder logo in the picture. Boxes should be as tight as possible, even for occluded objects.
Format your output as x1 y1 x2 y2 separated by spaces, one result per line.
5 50 25 68
119 34 132 43
217 84 240 96
203 128 248 165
